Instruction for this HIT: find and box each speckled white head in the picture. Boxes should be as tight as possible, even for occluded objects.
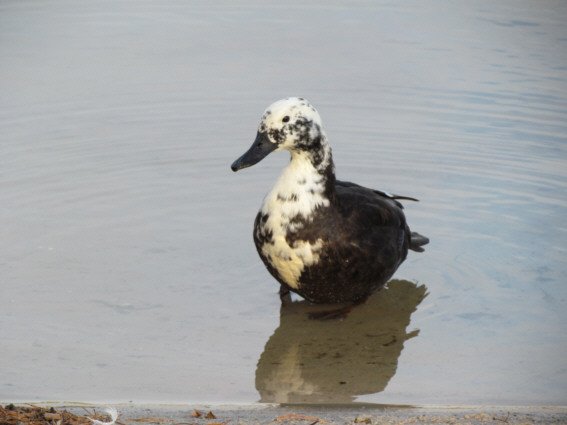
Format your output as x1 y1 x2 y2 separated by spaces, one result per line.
258 97 324 150
231 97 329 172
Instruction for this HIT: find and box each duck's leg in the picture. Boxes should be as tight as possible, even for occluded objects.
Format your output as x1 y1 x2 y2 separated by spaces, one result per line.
279 284 292 305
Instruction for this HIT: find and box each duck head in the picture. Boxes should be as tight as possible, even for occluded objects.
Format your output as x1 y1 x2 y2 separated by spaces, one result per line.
231 97 325 172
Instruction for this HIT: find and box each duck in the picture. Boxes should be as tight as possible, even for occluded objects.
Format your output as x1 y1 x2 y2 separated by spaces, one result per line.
231 97 428 311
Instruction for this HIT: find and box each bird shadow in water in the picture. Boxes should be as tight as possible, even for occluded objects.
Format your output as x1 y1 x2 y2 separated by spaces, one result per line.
255 279 428 404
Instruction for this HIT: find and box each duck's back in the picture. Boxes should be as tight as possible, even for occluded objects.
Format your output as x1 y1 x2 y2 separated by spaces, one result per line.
255 180 411 304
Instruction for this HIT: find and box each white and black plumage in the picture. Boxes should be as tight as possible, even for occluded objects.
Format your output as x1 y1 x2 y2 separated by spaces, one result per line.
231 97 428 307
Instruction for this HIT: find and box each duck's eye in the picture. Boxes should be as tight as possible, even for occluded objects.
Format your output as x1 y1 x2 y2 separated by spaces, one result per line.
282 116 290 123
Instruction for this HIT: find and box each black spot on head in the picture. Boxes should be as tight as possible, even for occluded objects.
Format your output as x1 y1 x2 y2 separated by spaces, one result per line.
268 128 286 144
298 97 305 101
289 117 313 145
261 111 272 122
282 116 290 123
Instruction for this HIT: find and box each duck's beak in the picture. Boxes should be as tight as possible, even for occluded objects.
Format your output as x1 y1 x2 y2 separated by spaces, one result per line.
231 132 277 172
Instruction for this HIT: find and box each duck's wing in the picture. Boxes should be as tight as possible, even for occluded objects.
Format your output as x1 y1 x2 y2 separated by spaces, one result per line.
333 180 410 266
335 180 418 210
335 180 429 253
335 180 407 226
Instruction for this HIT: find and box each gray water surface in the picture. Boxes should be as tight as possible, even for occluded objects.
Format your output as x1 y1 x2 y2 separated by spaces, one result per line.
1 0 567 405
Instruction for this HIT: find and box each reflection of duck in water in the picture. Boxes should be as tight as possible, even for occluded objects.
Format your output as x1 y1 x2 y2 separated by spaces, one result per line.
256 280 427 404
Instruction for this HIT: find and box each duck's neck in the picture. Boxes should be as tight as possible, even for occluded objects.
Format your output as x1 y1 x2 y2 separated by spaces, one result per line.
262 137 336 219
290 138 335 200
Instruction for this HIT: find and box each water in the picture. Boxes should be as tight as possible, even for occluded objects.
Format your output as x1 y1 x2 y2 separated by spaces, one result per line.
1 0 566 406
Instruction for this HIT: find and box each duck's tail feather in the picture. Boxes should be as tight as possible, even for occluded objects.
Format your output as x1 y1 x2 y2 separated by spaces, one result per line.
391 194 419 202
409 232 429 252
372 189 419 202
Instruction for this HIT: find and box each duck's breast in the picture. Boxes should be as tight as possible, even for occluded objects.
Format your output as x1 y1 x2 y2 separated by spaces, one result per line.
267 183 409 302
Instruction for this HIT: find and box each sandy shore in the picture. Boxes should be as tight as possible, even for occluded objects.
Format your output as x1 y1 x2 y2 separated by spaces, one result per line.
3 403 567 425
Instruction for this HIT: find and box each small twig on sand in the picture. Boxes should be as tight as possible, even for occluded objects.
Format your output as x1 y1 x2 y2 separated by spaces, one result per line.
275 413 326 423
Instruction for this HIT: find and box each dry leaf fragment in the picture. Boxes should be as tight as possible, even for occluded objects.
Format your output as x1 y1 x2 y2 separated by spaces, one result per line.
191 411 202 418
44 413 62 421
204 411 216 420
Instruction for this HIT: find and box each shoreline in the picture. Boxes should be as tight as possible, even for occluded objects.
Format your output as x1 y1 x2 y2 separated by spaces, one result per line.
3 402 567 425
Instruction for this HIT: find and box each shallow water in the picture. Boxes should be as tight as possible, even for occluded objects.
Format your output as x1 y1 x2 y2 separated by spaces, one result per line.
1 0 567 406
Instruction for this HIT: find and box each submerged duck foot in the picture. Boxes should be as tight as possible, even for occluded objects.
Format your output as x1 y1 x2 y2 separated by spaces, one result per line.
308 304 356 320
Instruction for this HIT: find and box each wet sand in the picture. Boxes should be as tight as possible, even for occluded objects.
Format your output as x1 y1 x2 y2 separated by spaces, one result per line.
3 404 567 425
